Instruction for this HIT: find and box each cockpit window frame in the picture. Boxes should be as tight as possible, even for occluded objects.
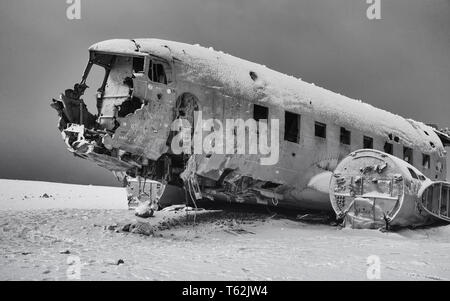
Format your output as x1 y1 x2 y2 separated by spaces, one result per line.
88 51 175 87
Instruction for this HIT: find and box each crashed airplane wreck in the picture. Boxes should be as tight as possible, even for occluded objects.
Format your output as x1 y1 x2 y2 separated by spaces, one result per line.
51 38 450 229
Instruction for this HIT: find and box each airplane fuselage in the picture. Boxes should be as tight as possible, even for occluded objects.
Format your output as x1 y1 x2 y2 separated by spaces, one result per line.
52 39 449 216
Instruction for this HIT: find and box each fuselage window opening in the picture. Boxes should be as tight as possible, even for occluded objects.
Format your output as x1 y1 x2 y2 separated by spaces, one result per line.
315 122 327 139
384 142 393 155
363 136 373 149
253 104 269 122
340 127 351 145
422 153 431 169
403 146 413 164
153 63 167 84
132 57 145 73
284 111 300 143
408 168 419 180
147 59 171 85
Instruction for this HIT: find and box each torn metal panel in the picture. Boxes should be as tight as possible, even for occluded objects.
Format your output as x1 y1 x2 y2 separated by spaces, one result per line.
106 99 173 160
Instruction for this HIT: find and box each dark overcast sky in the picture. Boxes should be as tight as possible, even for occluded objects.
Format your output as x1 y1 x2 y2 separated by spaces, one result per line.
0 0 449 186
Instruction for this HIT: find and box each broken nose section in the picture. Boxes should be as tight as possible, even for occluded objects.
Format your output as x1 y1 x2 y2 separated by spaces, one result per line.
50 83 181 187
51 87 99 155
50 86 135 173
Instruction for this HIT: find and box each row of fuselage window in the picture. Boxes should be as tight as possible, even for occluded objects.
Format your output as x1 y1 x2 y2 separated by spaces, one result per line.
253 104 432 171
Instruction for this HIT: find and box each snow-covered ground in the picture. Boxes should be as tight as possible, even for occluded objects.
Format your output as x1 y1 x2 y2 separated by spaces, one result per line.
0 180 127 210
1 179 450 281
